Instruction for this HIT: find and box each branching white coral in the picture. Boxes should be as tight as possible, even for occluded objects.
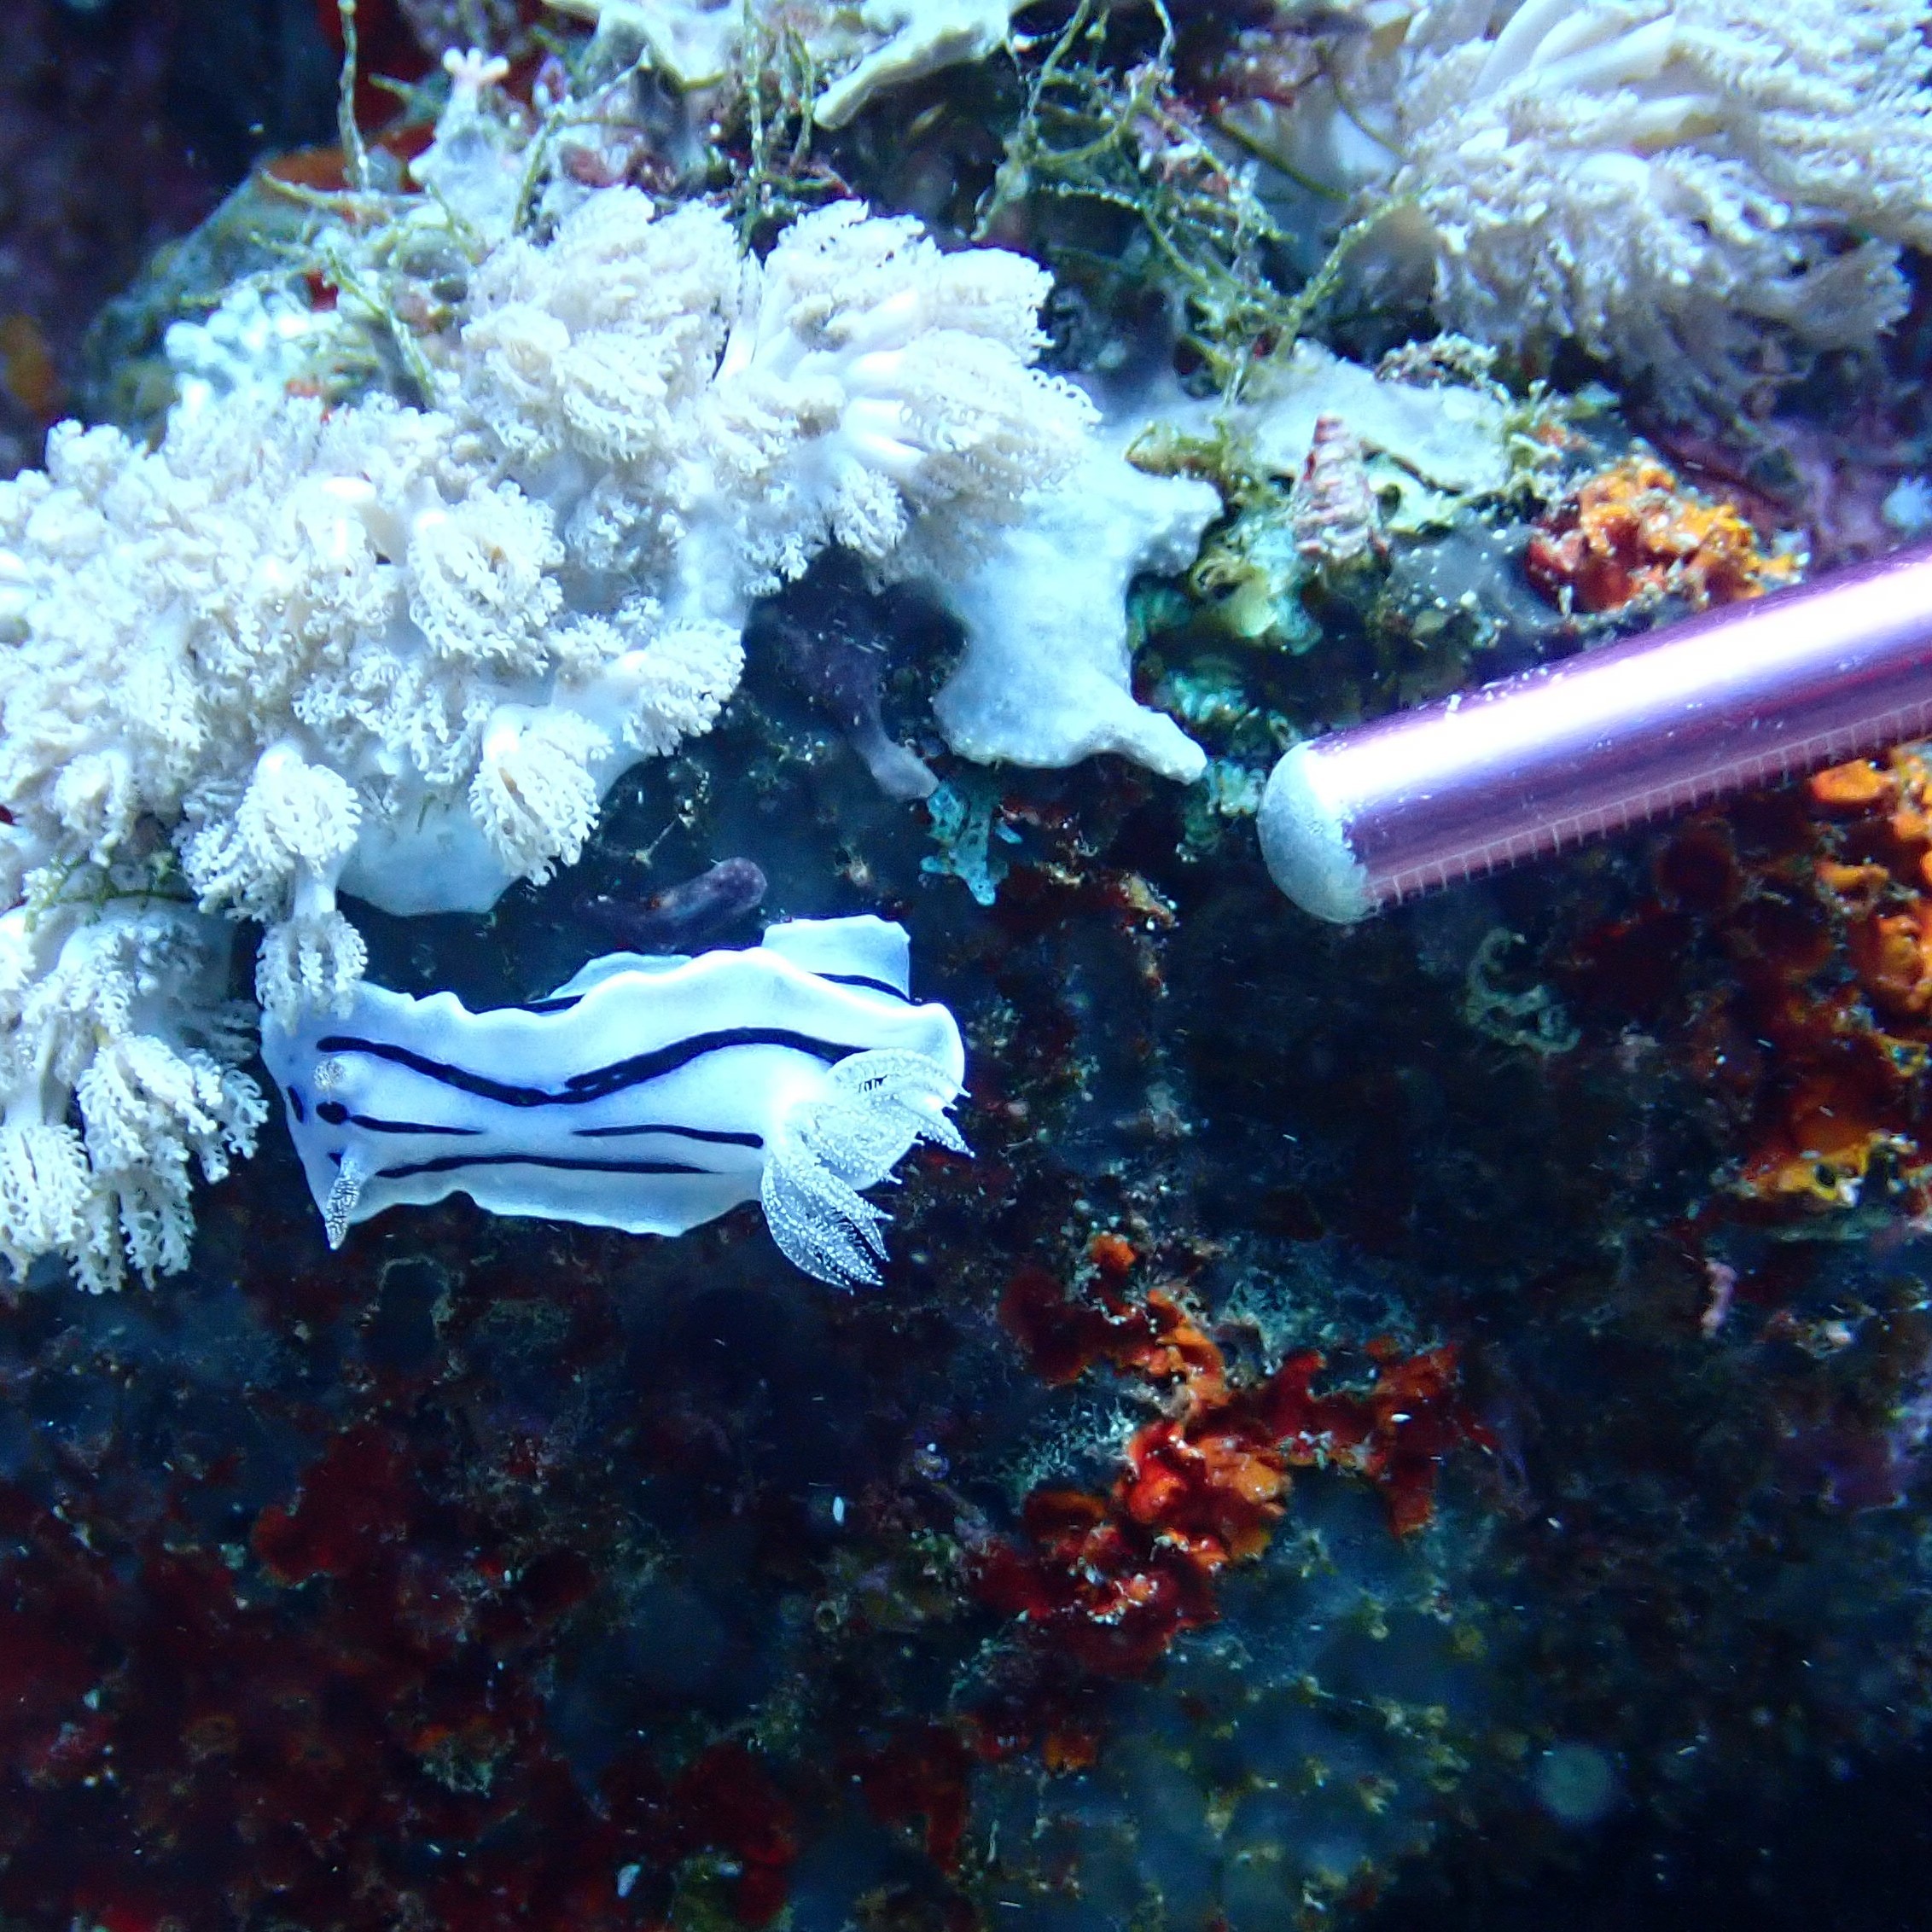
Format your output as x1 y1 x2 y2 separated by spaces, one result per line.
457 189 1096 607
0 893 265 1292
931 437 1221 782
1263 0 1932 412
543 0 742 90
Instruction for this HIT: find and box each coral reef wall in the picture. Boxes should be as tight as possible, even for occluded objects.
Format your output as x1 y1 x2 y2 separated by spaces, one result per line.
3 3 1932 1930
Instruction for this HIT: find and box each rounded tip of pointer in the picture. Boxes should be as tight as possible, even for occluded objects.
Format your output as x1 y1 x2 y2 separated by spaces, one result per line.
1258 742 1376 924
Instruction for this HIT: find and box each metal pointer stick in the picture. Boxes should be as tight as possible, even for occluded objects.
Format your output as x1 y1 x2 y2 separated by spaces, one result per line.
1258 538 1932 922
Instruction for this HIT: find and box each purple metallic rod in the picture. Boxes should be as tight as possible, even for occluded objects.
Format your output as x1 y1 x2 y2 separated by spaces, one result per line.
1258 538 1932 922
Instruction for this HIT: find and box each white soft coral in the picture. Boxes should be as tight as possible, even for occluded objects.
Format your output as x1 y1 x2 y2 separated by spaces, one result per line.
456 189 1096 615
0 190 1083 995
1268 0 1932 412
700 201 1097 591
458 191 740 479
0 379 742 962
467 706 610 883
0 893 265 1291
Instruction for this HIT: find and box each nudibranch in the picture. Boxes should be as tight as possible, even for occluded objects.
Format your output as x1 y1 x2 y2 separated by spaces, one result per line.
259 916 967 1285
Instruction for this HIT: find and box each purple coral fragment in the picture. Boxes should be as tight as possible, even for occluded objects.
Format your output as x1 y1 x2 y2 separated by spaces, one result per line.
575 857 768 953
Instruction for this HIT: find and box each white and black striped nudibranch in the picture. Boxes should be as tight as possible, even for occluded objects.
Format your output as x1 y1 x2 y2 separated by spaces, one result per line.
259 916 968 1287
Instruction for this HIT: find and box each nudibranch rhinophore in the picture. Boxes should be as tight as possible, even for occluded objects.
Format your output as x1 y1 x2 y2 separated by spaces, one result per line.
259 916 967 1286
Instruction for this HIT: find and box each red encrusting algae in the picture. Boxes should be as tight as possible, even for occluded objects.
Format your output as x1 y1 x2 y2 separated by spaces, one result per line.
849 1724 977 1871
1525 453 1797 616
979 1243 1491 1676
1557 746 1932 1217
1739 750 1932 1209
663 1743 800 1925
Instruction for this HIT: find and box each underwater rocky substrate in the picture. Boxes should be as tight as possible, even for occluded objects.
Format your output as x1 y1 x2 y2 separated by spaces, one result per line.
5 0 1932 1923
0 675 1925 1931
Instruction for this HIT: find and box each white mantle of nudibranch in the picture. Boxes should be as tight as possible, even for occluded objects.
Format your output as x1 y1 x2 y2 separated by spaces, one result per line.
259 916 967 1287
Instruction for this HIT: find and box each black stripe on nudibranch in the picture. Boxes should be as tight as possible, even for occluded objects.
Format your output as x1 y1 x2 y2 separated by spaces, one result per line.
374 1152 719 1181
814 971 915 1003
312 1026 863 1109
315 1099 484 1136
571 1122 764 1146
